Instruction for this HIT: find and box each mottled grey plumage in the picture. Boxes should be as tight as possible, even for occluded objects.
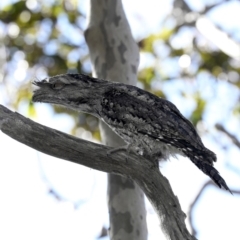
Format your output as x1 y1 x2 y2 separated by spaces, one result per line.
32 73 231 193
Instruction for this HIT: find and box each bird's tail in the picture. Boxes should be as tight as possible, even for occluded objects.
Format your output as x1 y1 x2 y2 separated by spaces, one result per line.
190 156 232 194
180 145 232 194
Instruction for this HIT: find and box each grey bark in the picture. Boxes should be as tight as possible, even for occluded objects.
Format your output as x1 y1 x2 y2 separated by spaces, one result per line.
84 0 147 239
0 104 197 240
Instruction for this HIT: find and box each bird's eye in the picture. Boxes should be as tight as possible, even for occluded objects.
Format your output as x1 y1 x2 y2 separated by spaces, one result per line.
51 82 65 90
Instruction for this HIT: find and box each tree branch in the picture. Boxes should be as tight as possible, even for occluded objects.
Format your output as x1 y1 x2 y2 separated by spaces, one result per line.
0 104 196 240
201 0 231 15
216 123 240 149
188 180 211 237
188 180 240 236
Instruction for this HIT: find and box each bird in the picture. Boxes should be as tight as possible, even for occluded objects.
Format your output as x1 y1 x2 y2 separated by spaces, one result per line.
32 73 231 193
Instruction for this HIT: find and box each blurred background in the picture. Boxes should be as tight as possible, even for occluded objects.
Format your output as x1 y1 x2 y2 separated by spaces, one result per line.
0 0 240 239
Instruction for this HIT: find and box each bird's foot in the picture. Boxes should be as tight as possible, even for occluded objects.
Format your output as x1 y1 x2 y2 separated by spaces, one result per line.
107 144 132 162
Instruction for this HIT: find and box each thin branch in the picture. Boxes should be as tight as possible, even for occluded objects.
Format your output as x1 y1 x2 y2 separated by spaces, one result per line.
0 104 196 240
188 180 240 236
201 0 231 15
216 123 240 149
188 180 212 236
36 152 95 209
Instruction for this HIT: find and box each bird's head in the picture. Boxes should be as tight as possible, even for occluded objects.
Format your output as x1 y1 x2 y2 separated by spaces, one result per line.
32 73 109 115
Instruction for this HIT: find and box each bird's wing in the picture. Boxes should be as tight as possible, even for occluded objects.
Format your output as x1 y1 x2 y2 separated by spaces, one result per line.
102 86 201 146
101 85 216 165
136 87 204 142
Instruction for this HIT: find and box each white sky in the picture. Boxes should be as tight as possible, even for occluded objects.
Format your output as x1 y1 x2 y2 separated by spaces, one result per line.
1 0 240 240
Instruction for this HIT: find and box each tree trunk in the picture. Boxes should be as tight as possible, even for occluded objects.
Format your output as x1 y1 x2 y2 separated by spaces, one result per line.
84 0 148 239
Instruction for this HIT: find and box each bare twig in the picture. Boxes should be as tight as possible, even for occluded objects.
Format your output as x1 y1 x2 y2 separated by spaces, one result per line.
188 180 213 236
188 180 240 236
216 123 240 149
36 152 95 209
201 0 231 15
